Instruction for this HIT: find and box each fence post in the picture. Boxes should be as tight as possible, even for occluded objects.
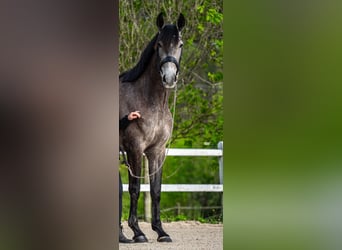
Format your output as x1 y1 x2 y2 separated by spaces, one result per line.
144 156 151 222
218 141 223 184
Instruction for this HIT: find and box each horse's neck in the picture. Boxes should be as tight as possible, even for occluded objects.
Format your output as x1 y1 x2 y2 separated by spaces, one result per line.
140 58 170 108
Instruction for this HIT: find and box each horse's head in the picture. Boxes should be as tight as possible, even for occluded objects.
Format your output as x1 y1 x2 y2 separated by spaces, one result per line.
155 13 185 89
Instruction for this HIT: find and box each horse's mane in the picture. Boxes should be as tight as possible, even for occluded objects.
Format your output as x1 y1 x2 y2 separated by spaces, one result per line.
120 33 158 83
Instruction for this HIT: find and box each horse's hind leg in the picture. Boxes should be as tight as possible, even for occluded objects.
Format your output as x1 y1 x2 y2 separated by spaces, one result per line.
147 151 172 242
127 152 148 243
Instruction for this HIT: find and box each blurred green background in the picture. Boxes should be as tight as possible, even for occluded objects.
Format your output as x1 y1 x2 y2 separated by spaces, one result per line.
224 1 342 249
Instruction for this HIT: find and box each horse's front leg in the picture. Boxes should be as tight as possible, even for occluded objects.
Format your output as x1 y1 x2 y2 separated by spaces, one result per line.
147 150 172 242
127 151 148 243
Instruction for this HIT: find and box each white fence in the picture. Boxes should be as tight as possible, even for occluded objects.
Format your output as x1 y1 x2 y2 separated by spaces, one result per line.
122 141 223 192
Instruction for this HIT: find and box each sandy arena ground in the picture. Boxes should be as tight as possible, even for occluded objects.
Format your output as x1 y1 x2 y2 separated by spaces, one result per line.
119 221 223 250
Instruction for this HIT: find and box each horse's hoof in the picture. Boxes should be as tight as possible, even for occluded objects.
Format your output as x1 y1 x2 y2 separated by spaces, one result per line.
157 236 172 242
133 235 148 243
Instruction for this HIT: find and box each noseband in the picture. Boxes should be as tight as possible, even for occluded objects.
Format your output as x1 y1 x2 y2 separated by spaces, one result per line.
159 56 180 75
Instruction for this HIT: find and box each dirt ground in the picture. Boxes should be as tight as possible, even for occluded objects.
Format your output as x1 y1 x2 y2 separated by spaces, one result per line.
119 221 223 250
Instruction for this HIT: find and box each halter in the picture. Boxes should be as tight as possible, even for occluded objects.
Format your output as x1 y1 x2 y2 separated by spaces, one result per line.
159 56 180 75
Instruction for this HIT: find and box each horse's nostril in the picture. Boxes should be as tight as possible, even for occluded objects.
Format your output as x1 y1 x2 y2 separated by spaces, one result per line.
163 75 166 82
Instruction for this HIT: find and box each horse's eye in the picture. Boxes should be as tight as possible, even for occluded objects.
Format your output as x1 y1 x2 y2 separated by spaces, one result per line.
179 43 183 48
158 42 162 48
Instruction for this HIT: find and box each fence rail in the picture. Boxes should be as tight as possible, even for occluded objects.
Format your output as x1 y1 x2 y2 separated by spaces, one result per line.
122 184 223 192
122 141 223 193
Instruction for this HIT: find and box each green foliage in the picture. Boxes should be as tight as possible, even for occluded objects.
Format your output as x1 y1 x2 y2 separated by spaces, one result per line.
120 0 223 222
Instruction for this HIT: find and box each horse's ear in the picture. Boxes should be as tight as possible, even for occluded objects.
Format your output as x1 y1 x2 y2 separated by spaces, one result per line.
156 12 164 31
177 13 185 31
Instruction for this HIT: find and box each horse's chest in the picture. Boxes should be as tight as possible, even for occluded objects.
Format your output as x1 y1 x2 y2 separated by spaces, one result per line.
145 120 171 140
134 115 170 145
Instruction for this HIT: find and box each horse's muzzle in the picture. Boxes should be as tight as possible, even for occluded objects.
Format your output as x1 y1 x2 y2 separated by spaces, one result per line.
161 72 178 88
160 56 179 88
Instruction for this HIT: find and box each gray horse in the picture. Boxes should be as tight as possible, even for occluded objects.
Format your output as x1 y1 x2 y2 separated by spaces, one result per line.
119 12 185 243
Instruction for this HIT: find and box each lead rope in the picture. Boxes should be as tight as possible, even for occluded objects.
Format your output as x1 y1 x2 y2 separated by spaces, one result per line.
121 85 178 179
